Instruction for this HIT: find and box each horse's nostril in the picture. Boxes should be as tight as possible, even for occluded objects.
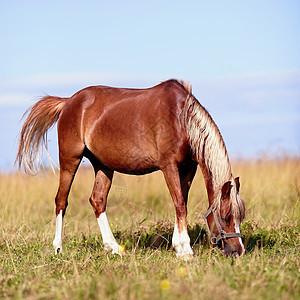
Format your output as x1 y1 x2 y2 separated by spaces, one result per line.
225 249 241 258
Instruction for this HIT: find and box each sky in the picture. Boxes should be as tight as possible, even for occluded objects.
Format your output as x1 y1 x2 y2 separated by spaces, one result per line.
0 0 299 171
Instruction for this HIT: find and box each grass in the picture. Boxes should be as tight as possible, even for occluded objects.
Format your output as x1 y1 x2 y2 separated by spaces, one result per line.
0 157 299 299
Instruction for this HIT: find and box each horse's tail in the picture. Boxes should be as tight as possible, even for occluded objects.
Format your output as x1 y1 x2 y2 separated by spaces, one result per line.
15 96 68 175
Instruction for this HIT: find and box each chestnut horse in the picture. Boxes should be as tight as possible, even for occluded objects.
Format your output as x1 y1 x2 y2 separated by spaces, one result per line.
16 79 245 258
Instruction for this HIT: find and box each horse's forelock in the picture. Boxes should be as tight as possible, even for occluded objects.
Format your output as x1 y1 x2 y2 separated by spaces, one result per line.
232 188 245 223
236 194 246 222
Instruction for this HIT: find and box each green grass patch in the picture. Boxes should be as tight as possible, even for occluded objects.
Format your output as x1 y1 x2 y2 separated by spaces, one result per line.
1 221 299 300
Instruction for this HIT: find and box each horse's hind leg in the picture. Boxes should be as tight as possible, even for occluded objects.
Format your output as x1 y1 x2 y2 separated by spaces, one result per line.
89 166 121 254
53 155 82 254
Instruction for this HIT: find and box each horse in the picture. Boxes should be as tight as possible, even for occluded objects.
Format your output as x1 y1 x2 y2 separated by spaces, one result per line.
16 79 245 258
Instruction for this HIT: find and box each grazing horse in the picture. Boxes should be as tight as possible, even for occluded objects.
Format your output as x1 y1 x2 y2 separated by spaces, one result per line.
16 79 245 258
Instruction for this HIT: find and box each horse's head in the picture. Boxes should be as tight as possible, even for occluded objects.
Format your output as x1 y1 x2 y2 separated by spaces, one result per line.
204 177 245 257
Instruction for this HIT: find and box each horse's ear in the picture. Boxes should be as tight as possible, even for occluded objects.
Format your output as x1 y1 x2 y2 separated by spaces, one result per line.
235 177 240 192
221 181 232 200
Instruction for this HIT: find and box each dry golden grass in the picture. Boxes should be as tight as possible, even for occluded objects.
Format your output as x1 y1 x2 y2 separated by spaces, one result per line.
231 158 300 226
1 157 299 238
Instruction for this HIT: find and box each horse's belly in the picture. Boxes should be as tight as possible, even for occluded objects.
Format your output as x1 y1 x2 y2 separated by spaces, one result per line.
89 145 159 173
85 124 161 172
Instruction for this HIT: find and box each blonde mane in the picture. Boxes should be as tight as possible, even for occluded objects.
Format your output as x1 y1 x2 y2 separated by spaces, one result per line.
182 89 245 222
183 94 232 189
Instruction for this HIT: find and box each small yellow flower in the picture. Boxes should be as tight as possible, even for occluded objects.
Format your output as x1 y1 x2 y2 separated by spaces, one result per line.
176 266 187 277
119 244 126 253
160 279 171 291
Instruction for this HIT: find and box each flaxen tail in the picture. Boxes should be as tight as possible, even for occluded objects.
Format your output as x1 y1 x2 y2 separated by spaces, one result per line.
15 96 67 175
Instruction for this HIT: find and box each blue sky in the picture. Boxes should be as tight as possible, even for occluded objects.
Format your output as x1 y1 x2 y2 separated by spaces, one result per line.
0 0 299 171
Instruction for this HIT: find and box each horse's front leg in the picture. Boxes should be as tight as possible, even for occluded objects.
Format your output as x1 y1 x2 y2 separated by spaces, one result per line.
89 168 122 254
162 163 194 259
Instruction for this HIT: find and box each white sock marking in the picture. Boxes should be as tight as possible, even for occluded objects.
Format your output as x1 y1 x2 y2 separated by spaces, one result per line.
53 210 63 254
172 219 193 257
97 212 120 254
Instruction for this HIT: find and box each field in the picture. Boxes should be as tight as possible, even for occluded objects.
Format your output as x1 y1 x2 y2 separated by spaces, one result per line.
0 157 299 299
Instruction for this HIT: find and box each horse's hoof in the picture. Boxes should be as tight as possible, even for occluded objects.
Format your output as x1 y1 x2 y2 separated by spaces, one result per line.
177 253 193 261
53 240 63 255
54 246 63 255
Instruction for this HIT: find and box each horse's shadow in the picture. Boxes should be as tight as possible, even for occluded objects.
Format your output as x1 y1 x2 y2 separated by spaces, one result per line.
114 221 279 254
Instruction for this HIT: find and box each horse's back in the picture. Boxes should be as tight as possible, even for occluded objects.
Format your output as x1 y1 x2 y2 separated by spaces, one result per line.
57 80 191 173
